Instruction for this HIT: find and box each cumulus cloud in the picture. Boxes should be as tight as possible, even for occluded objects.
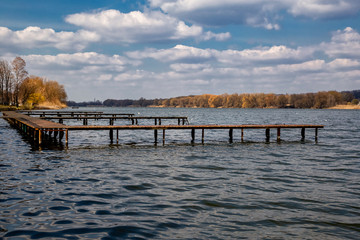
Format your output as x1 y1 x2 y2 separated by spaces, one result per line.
126 44 312 65
148 0 360 29
65 9 230 43
321 27 360 58
10 26 360 100
0 26 99 51
126 45 216 62
121 26 360 95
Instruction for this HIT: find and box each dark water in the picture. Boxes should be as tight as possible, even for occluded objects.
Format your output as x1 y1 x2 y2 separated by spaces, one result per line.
1 108 359 239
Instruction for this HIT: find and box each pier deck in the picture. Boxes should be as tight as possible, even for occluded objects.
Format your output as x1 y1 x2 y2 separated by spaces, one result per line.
1 111 324 147
39 116 189 125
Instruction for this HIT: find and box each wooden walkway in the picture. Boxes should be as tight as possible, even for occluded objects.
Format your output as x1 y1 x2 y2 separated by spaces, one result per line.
1 111 324 147
39 116 189 125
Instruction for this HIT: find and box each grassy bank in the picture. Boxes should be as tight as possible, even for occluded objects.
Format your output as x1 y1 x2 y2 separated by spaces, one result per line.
328 105 360 109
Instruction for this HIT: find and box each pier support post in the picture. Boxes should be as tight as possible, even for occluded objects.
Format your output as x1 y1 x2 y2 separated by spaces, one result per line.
266 128 270 142
277 128 281 142
202 129 205 144
117 130 119 144
229 128 233 143
315 128 318 142
191 129 195 143
109 129 113 143
162 129 165 145
65 129 68 146
154 129 158 144
38 130 42 145
241 128 244 142
301 128 305 141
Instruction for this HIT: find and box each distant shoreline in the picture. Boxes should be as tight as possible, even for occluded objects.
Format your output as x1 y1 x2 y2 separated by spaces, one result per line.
327 105 360 109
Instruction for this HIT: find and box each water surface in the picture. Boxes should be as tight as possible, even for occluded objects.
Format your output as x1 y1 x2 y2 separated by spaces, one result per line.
1 108 359 239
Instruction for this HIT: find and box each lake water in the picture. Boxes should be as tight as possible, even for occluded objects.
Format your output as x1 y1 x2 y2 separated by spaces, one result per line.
1 108 359 239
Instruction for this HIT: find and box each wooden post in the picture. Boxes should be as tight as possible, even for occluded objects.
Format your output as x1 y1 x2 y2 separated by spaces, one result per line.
38 130 42 145
155 119 157 125
241 128 244 142
277 128 281 142
159 119 162 125
154 129 158 144
266 128 270 142
110 129 113 143
178 119 180 125
65 129 68 146
116 129 119 144
162 129 165 145
60 130 64 140
301 128 305 140
191 128 195 143
229 128 233 143
202 129 204 144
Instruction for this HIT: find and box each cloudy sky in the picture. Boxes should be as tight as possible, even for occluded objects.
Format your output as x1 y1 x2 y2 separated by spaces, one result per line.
1 0 360 101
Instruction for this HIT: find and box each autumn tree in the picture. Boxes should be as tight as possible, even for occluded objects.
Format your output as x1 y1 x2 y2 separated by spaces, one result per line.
12 57 28 106
19 76 45 108
0 60 14 105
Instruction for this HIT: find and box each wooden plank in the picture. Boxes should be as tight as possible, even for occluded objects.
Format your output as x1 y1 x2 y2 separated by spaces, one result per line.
2 111 66 129
65 124 324 131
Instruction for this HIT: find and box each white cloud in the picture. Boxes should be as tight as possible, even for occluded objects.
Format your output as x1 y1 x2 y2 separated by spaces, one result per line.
0 26 99 51
289 0 360 19
9 26 359 101
148 0 360 29
126 44 312 65
65 9 230 43
321 27 360 58
170 63 210 72
126 45 217 62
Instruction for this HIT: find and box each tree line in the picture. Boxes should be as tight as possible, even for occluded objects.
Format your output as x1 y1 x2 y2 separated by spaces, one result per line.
0 57 67 109
158 91 359 109
67 90 359 109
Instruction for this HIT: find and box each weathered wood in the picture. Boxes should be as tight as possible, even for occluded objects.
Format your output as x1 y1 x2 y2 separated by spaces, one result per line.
202 129 205 144
154 129 158 144
191 129 195 143
277 128 281 142
162 129 165 145
2 111 324 147
266 128 270 142
301 127 305 140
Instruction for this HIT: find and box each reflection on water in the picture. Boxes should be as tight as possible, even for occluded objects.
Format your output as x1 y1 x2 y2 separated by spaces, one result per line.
1 108 359 239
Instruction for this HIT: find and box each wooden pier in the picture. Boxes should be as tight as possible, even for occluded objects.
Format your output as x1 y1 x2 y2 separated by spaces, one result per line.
1 111 324 147
38 116 189 125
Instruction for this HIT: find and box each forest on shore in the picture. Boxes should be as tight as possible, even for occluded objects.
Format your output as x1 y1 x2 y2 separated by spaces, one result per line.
68 90 360 109
0 57 67 109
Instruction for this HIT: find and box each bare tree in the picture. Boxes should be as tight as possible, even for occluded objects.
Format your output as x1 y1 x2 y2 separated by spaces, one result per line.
12 57 28 106
0 60 14 105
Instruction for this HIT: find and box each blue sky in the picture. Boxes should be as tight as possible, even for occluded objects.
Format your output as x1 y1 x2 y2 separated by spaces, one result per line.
1 0 360 101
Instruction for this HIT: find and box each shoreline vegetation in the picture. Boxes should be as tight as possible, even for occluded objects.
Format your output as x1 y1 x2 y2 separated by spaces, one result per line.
1 57 67 110
68 90 360 110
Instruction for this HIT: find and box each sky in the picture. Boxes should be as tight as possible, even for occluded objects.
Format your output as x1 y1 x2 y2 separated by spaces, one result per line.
1 0 360 101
